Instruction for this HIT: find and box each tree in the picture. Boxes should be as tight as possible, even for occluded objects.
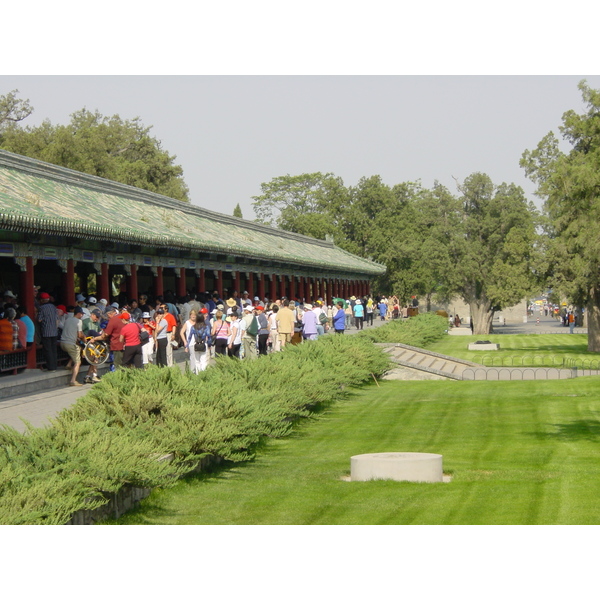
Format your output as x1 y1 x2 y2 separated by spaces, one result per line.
450 173 541 334
0 104 189 202
0 90 33 131
251 172 348 240
521 80 600 351
233 203 243 218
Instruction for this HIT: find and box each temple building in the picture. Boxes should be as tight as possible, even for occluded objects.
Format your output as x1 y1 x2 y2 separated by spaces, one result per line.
0 149 385 368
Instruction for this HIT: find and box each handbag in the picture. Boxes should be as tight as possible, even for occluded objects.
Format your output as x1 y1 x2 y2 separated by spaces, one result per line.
211 321 224 345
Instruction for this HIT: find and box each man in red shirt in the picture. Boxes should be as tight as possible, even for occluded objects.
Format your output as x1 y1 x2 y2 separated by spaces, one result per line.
119 312 143 369
161 303 178 366
101 309 126 369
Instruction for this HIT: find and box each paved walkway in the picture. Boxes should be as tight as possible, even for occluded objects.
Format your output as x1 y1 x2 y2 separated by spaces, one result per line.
0 317 388 433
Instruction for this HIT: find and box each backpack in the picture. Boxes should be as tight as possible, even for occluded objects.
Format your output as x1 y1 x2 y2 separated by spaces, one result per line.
138 324 150 345
319 311 328 325
247 315 259 336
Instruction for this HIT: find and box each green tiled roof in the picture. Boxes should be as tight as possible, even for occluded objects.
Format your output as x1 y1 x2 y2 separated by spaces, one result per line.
0 150 384 276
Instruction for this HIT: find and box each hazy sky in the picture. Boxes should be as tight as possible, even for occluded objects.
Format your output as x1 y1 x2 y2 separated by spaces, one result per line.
3 75 600 219
2 1 595 592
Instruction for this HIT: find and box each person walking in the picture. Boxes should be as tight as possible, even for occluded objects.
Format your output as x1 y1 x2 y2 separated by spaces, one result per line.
59 306 86 386
353 299 364 330
333 301 346 334
187 313 212 373
119 312 144 369
211 309 230 356
275 300 295 349
227 308 242 358
38 292 59 371
154 309 169 367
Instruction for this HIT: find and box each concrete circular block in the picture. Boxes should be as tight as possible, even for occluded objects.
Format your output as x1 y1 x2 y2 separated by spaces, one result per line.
350 452 443 483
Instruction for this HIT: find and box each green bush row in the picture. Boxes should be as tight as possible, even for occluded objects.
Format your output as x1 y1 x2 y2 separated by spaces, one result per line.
358 312 448 346
0 334 389 524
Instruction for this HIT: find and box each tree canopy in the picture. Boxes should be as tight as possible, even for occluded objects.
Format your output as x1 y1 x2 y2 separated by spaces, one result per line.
0 92 189 202
253 170 541 332
521 79 600 350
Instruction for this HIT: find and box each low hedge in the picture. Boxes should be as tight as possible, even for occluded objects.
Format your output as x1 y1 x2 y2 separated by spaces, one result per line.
0 334 389 524
358 312 448 346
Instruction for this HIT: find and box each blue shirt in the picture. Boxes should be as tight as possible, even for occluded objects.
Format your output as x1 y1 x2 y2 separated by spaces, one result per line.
19 314 35 343
333 308 346 330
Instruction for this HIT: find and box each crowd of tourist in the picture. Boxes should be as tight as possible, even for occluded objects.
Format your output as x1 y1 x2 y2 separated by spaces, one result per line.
0 287 415 384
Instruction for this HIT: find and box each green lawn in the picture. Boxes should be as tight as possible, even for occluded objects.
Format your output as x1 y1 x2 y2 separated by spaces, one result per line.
427 333 600 368
116 374 600 525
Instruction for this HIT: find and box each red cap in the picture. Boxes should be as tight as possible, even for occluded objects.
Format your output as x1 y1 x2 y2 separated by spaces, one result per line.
40 292 50 299
200 307 208 314
118 312 131 320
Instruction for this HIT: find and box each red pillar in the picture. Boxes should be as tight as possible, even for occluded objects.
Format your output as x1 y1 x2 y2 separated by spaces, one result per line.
268 274 275 300
177 267 186 298
258 273 266 301
289 275 296 301
153 266 164 298
21 257 37 369
62 259 75 306
279 275 286 300
247 272 254 299
197 268 205 294
216 270 223 300
126 264 138 302
304 278 311 301
99 263 110 301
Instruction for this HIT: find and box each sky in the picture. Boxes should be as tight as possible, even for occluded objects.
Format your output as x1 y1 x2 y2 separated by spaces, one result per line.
2 75 600 219
3 3 597 595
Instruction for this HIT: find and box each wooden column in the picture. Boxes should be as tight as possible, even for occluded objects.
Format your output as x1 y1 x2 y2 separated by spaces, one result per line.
99 262 110 301
153 266 164 298
126 264 138 302
258 273 266 302
196 268 205 294
279 275 286 300
247 272 254 299
269 274 277 301
177 267 186 297
20 257 37 369
304 278 311 301
216 270 223 300
289 275 296 301
234 271 242 296
62 259 75 306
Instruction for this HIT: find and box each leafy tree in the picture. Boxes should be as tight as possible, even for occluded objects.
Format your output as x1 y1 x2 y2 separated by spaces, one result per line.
521 80 600 351
0 105 189 202
251 172 348 240
0 90 33 131
233 203 243 218
450 173 541 334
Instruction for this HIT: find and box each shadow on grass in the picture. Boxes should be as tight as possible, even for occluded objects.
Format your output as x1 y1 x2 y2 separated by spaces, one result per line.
531 420 600 442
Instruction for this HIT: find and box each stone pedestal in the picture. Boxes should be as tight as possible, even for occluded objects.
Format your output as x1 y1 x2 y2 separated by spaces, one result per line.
350 452 443 483
468 342 500 350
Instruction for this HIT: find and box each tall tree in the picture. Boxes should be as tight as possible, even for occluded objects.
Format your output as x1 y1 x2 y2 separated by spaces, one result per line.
451 173 541 333
251 172 348 241
521 80 600 351
0 90 33 131
233 203 243 218
0 105 189 202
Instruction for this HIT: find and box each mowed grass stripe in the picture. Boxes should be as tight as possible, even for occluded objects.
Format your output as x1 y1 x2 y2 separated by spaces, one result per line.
116 376 600 525
427 334 594 366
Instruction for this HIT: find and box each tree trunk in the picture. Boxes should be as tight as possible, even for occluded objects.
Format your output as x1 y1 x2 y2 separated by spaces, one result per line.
586 287 600 352
469 299 494 334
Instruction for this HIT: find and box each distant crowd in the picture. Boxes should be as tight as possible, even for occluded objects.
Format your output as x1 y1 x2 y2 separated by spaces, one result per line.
0 287 416 385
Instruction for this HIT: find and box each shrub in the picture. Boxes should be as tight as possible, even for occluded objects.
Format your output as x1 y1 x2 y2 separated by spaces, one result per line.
358 313 448 346
0 334 389 524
